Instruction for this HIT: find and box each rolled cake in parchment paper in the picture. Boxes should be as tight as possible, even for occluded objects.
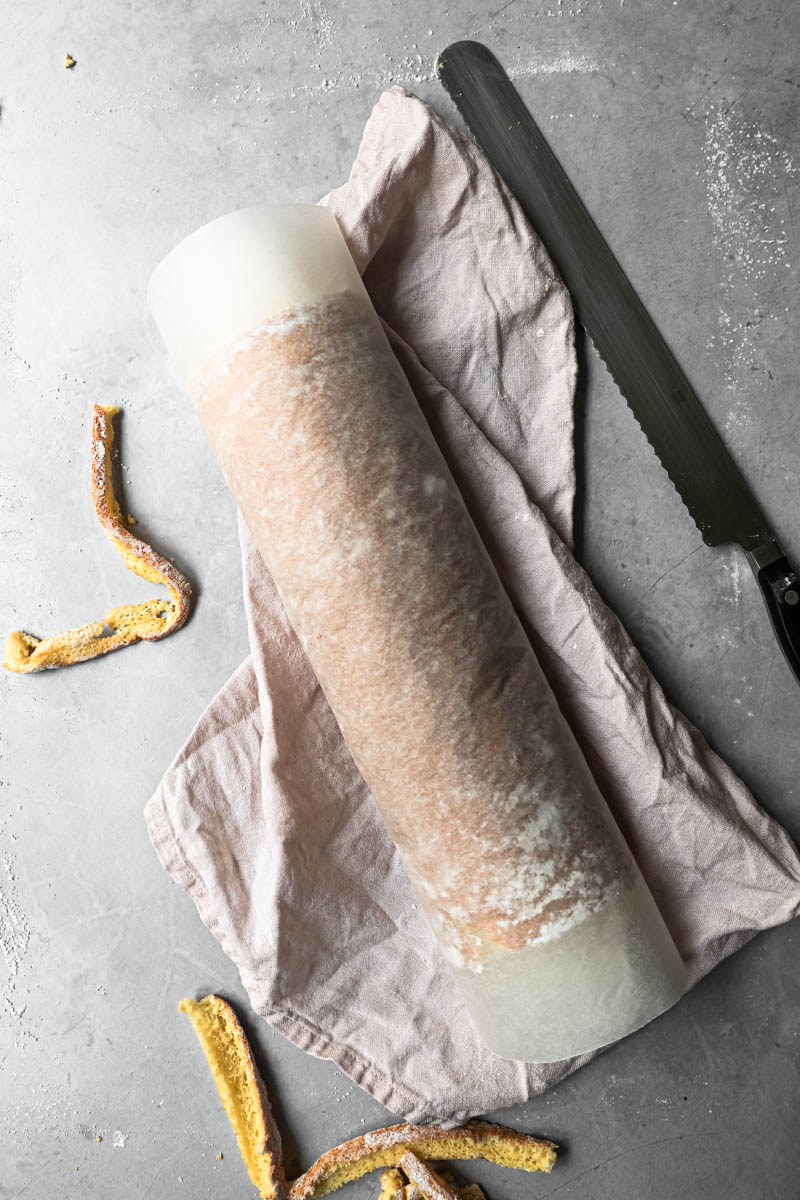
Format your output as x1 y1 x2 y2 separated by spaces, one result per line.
148 204 685 1062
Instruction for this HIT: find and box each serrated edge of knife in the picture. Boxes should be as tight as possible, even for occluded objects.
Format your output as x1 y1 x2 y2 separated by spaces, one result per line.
436 46 774 552
581 329 722 543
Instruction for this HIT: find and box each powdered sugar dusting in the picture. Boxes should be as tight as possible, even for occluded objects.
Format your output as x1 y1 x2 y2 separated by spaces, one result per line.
237 28 596 107
703 106 796 408
721 554 743 608
1 1093 73 1144
0 843 34 1046
0 850 29 980
506 50 598 79
192 290 633 970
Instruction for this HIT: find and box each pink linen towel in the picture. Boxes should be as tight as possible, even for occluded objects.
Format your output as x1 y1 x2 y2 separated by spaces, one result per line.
145 87 800 1123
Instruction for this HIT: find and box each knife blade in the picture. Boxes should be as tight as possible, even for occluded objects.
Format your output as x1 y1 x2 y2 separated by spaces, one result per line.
437 39 800 687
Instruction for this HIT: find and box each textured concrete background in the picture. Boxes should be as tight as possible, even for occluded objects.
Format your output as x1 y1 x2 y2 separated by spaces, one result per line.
2 1 799 1197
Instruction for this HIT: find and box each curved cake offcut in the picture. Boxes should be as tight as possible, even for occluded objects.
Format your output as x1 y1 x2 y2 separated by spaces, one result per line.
180 994 286 1200
3 404 191 673
378 1165 485 1200
289 1120 558 1198
179 990 554 1198
398 1153 461 1200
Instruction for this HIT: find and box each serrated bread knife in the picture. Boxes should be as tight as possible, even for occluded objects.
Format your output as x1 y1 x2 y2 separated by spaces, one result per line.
437 40 800 687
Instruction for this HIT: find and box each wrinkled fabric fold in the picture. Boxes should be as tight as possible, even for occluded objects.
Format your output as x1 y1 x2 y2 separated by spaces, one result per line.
145 87 800 1122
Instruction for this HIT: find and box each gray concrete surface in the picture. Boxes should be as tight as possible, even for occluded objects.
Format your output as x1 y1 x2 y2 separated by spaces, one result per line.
2 1 799 1197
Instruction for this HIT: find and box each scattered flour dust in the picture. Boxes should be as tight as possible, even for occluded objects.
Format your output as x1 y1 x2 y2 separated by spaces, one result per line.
246 0 598 106
299 0 336 53
703 106 797 408
719 552 744 613
0 851 30 979
0 846 34 1045
113 1129 128 1148
506 50 598 79
1 1092 74 1144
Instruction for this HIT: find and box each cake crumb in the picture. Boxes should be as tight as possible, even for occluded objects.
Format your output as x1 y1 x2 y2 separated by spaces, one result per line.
65 53 77 69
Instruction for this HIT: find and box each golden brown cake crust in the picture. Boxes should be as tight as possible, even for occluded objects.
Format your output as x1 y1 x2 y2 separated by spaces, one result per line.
179 993 556 1197
289 1120 558 1198
3 404 191 673
398 1153 460 1200
88 404 191 626
378 1162 485 1200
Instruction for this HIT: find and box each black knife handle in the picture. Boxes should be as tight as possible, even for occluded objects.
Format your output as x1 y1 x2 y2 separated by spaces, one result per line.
747 541 800 686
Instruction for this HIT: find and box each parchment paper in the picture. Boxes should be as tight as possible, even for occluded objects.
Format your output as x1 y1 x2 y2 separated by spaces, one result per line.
145 88 800 1123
